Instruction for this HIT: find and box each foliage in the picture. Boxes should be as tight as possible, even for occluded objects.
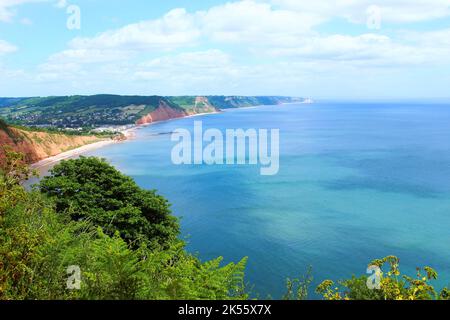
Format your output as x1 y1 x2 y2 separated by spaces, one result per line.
39 157 179 248
316 256 450 300
0 119 16 140
0 98 28 108
0 146 37 188
0 152 248 300
283 266 313 300
2 150 449 301
10 124 115 138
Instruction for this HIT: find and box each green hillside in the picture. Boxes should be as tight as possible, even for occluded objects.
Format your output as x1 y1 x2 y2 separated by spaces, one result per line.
0 95 304 128
206 96 302 109
0 95 175 127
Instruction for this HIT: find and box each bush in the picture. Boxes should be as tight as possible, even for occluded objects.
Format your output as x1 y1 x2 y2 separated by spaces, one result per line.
1 153 248 300
316 256 450 300
39 157 179 248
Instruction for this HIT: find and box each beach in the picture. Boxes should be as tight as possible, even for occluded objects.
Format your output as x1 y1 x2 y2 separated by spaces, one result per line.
31 139 118 169
30 111 218 169
30 127 139 169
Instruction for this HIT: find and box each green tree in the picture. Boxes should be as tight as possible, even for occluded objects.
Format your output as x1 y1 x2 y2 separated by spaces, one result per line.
39 157 179 248
1 152 248 300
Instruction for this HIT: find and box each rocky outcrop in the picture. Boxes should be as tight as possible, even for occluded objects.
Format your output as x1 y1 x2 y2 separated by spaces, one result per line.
0 125 103 164
136 100 188 125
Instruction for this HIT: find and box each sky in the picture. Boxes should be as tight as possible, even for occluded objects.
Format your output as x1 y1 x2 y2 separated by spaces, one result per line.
0 0 450 99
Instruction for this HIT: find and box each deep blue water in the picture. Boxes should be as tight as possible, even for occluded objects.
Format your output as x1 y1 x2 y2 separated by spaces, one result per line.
38 102 450 298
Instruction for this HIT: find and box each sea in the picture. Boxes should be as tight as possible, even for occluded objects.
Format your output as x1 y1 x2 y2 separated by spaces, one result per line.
33 101 450 298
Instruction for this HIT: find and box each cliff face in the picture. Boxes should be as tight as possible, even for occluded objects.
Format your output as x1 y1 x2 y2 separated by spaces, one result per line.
0 126 102 163
136 97 220 125
136 100 188 125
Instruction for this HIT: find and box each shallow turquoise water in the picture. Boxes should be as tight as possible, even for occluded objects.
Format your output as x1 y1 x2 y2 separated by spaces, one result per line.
46 102 450 298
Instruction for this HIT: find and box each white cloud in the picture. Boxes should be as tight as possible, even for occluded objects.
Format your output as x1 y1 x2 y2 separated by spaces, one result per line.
134 50 237 83
270 0 450 23
54 0 66 9
266 32 450 67
141 49 232 71
402 28 450 46
199 0 323 44
55 0 450 68
0 39 17 55
46 48 134 64
69 8 200 52
0 0 45 22
61 1 322 60
14 0 450 97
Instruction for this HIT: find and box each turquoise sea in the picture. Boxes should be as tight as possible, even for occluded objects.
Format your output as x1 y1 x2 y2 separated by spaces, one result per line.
36 102 450 298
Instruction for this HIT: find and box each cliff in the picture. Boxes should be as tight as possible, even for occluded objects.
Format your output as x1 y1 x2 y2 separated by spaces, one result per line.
136 97 218 125
136 96 304 125
0 122 104 163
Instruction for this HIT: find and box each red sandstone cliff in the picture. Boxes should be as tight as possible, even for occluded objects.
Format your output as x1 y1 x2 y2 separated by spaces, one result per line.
0 126 103 164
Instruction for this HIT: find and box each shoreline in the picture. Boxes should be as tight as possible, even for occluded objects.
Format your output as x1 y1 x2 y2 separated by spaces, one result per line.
30 110 221 169
31 139 117 169
135 110 221 128
30 104 303 169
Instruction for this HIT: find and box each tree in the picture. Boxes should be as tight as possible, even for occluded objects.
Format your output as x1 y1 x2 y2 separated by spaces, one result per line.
0 146 37 188
1 152 248 300
39 157 179 248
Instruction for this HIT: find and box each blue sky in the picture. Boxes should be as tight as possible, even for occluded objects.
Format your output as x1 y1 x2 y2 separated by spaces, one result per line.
0 0 450 99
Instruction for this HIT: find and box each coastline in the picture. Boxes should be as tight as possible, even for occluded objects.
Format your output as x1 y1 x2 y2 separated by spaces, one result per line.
29 103 309 169
30 110 221 169
135 110 221 128
31 139 117 169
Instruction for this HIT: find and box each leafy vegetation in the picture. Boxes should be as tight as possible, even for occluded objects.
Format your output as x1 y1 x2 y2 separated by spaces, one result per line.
315 256 450 300
0 119 14 140
8 124 116 138
0 151 248 300
39 157 179 248
0 98 28 108
283 267 314 300
1 150 448 300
